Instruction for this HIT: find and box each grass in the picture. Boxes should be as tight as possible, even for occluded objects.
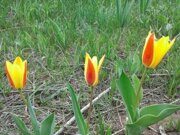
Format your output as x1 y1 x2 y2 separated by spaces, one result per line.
0 0 179 134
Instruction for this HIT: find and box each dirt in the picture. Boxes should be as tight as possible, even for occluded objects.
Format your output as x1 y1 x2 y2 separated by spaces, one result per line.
0 66 180 135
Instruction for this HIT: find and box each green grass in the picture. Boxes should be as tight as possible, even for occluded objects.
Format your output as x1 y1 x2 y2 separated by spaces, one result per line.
0 0 179 134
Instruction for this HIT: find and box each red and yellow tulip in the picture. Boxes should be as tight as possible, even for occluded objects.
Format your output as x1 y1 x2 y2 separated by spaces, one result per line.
84 53 105 86
5 57 27 89
142 32 175 68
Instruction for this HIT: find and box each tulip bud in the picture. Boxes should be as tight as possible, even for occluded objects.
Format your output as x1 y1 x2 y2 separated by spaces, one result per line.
5 57 27 89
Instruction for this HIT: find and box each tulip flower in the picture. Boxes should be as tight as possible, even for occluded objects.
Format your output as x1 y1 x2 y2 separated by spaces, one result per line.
84 53 105 86
142 32 175 68
5 56 27 89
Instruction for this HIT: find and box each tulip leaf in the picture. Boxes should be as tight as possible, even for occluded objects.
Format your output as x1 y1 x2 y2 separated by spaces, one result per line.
126 124 142 135
27 97 40 135
132 74 143 105
67 84 88 135
12 114 31 135
128 104 180 128
40 113 55 135
116 71 137 122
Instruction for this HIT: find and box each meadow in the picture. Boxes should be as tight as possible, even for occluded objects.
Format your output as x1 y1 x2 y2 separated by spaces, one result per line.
0 0 179 135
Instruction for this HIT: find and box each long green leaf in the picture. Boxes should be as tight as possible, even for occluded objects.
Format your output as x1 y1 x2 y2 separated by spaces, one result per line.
140 104 180 116
129 104 180 128
40 113 55 135
68 84 88 135
116 71 137 122
12 114 31 135
132 74 143 105
28 97 40 135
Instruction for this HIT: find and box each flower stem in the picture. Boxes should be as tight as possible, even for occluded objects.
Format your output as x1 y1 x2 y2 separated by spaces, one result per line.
135 67 147 108
19 89 27 107
87 86 94 125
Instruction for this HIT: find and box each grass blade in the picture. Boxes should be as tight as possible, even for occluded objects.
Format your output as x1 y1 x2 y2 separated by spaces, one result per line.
67 83 88 135
28 97 40 135
40 113 55 135
116 71 137 122
129 104 180 128
12 114 31 135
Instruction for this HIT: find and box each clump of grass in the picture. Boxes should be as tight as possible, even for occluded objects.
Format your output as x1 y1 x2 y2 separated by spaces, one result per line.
116 0 133 27
168 69 180 98
139 0 150 14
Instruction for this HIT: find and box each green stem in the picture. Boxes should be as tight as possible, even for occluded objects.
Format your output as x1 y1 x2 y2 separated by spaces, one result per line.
87 86 94 125
19 89 27 106
135 67 147 108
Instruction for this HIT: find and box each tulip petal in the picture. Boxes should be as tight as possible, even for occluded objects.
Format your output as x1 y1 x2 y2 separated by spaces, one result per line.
85 53 96 86
98 55 105 71
86 59 96 86
13 56 23 65
142 32 154 67
84 53 91 78
149 37 175 68
22 60 27 87
92 56 98 85
93 55 105 86
14 57 25 88
5 61 15 88
92 56 98 69
13 64 23 89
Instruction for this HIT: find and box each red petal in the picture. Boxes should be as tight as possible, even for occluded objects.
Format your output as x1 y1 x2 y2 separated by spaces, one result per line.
86 58 96 86
143 33 154 66
23 61 27 87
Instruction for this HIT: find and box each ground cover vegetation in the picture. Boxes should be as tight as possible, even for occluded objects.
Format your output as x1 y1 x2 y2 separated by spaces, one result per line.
0 0 179 134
